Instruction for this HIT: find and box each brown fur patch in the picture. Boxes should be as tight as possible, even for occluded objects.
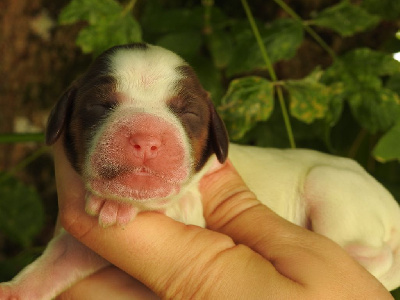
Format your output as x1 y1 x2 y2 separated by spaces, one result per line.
168 65 212 171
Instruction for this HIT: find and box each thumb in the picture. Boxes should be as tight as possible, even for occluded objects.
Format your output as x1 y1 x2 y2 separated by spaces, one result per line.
77 212 281 299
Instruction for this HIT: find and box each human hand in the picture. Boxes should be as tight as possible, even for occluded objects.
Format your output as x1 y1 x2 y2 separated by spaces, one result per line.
53 140 392 299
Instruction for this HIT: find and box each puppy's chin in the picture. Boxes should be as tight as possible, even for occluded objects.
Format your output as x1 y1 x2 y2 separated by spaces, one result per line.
87 172 182 203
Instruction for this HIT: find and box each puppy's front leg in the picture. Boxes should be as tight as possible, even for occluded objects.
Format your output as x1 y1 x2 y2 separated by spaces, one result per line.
0 230 109 300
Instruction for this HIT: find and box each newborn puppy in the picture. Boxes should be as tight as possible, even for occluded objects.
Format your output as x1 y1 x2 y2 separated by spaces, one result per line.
1 43 400 299
46 42 229 229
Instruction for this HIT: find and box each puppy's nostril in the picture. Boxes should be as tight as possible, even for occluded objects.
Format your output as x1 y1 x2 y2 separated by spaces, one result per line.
134 144 141 150
150 146 157 151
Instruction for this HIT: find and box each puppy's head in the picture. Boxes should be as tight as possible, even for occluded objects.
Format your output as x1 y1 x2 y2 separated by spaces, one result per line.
47 43 228 203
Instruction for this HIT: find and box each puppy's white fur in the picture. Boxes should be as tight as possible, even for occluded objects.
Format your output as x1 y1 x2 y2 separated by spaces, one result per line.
229 144 400 290
110 46 185 108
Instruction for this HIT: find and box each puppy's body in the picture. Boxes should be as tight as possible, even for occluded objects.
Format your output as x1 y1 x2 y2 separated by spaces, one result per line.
1 43 400 299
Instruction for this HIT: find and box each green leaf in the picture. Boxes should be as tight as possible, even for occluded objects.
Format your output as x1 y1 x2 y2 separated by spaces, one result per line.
341 48 400 77
227 19 304 76
76 14 141 56
262 19 304 65
386 73 400 95
219 76 274 140
0 176 44 248
322 48 400 93
348 88 400 133
373 123 400 162
324 83 346 127
322 49 400 132
206 29 233 69
59 0 142 55
312 1 380 36
285 69 330 124
59 0 122 24
361 0 400 20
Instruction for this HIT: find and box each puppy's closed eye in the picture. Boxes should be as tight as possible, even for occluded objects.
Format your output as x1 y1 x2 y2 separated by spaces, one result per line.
85 102 117 116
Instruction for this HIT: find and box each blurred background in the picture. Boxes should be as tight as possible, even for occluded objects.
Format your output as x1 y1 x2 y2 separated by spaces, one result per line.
0 0 400 296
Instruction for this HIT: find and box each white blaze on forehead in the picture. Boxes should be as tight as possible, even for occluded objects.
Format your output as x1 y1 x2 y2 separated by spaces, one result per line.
84 44 195 189
108 45 186 108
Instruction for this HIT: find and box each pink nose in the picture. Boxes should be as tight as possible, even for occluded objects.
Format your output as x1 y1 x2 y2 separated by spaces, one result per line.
129 134 161 160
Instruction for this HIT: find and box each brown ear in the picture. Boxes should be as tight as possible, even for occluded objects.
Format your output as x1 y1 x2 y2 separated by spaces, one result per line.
45 84 77 145
209 104 229 163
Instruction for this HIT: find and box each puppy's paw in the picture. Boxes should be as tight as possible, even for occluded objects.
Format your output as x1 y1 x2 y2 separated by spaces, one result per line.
345 242 393 275
85 193 138 227
344 235 400 290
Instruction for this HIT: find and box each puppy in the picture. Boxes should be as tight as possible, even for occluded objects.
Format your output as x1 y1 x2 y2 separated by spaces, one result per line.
1 43 399 299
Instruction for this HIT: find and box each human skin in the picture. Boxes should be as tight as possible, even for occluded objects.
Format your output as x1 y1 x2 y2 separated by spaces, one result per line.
53 140 393 299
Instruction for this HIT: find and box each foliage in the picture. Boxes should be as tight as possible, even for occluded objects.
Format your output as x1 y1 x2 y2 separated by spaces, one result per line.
219 76 274 140
225 18 304 77
285 68 330 124
0 174 45 280
374 122 400 162
322 48 400 133
59 0 141 56
0 175 44 248
311 1 380 36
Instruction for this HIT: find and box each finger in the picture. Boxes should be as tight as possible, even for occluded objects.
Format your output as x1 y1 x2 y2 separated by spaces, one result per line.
53 139 99 236
200 160 306 250
199 161 388 295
